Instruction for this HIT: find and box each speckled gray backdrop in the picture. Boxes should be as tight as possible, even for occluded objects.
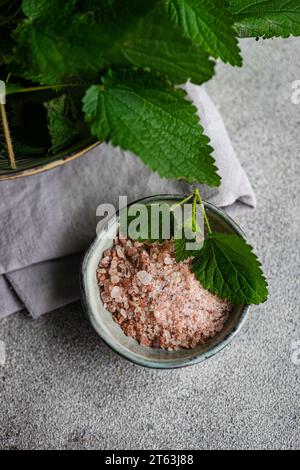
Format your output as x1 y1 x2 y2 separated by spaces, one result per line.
0 38 300 450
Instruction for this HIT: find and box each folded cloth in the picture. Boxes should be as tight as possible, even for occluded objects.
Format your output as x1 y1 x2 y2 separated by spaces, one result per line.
0 83 256 319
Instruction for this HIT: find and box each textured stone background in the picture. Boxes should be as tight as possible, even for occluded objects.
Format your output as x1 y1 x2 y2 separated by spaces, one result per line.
1 38 300 450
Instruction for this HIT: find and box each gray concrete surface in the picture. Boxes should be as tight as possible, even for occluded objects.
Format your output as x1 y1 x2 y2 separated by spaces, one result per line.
1 38 300 450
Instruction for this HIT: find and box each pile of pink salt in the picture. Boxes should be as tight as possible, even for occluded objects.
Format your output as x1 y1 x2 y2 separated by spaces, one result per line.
97 235 232 350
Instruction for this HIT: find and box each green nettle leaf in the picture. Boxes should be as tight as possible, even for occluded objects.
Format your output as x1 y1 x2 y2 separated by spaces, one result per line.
174 215 204 261
13 0 155 84
82 71 220 186
165 0 242 66
230 0 300 38
121 203 176 243
13 13 110 82
44 94 78 151
175 238 196 262
121 7 215 85
175 235 204 262
192 232 268 304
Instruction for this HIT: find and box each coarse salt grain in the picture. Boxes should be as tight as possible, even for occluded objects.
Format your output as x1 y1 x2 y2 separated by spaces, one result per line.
136 270 152 285
116 245 125 258
111 275 120 284
97 237 232 350
111 286 122 301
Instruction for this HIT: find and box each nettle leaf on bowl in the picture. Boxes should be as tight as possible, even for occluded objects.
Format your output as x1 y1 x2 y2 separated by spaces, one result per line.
192 232 268 305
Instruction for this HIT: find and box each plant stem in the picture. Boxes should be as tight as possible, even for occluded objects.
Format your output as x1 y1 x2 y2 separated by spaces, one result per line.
0 103 16 170
194 188 212 234
192 193 197 232
170 194 193 212
6 83 88 95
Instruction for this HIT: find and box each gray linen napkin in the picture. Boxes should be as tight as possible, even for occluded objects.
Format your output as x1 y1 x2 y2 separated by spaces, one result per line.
0 83 256 319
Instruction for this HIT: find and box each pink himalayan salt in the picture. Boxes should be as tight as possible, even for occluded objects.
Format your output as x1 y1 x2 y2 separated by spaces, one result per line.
97 237 232 350
136 270 153 285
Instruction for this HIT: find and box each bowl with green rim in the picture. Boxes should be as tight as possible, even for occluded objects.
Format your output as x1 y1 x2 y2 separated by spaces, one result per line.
81 195 249 369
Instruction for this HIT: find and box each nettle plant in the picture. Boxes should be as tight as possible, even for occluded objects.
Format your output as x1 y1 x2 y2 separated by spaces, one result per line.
1 0 298 302
1 0 300 176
